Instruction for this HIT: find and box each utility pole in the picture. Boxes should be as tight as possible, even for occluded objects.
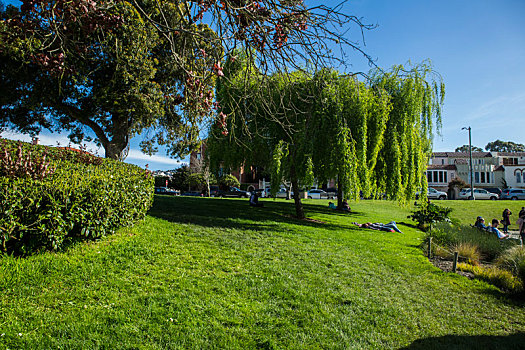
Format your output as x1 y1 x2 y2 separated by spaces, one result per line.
462 126 474 200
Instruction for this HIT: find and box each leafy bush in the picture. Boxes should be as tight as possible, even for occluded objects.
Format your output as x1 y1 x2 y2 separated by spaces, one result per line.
0 139 153 255
219 174 240 188
458 263 523 293
408 203 452 231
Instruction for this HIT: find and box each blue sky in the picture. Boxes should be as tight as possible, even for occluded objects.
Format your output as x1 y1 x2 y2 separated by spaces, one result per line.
2 0 524 170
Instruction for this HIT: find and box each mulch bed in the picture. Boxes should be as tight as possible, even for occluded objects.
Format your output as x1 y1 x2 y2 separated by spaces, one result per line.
430 257 475 279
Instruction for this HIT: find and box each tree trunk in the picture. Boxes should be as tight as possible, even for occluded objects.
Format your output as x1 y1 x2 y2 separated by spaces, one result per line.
290 163 305 219
104 123 129 160
337 176 344 209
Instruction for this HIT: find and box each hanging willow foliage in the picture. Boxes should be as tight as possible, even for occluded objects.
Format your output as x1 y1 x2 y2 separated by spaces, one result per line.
207 56 444 218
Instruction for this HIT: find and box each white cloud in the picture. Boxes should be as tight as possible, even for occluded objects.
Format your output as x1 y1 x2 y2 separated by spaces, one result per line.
126 149 187 166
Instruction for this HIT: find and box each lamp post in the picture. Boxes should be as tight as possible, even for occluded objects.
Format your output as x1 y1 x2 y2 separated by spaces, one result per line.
461 127 474 200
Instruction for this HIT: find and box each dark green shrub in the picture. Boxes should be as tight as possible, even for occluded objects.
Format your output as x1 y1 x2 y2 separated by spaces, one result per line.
408 203 452 231
0 139 153 255
219 174 240 188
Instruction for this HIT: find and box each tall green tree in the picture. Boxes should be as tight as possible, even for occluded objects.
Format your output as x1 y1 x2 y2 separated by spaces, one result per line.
0 1 220 159
1 0 376 159
455 145 483 152
485 140 525 153
208 57 444 218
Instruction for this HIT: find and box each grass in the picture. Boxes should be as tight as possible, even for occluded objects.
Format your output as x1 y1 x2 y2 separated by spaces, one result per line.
1 197 525 349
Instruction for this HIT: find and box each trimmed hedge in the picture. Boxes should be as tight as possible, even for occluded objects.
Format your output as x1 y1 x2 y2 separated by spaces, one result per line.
0 139 154 255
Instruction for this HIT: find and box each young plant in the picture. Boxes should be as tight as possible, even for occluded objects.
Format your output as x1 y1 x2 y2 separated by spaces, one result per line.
408 203 452 232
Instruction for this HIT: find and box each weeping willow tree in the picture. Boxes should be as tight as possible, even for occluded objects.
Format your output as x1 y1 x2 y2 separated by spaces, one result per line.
208 55 444 219
208 53 317 218
369 64 445 202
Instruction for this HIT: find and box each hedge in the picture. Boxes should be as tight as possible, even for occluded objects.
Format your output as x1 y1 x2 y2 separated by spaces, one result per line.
0 139 154 255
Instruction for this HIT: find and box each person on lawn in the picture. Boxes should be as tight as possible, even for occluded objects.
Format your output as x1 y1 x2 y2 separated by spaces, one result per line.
489 219 509 239
352 221 403 233
249 192 264 207
502 208 512 233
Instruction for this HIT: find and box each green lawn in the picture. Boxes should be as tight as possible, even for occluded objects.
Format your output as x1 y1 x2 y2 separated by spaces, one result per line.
1 197 525 349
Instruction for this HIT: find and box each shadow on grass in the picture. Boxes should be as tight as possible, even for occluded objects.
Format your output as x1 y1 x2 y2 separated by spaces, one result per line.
400 332 525 350
148 195 364 233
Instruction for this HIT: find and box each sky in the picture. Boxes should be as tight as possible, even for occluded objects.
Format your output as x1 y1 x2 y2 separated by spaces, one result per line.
1 0 524 170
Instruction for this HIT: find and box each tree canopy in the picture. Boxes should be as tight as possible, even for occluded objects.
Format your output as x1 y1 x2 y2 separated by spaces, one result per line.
0 0 222 159
1 0 375 159
207 55 444 218
485 140 525 153
455 145 483 153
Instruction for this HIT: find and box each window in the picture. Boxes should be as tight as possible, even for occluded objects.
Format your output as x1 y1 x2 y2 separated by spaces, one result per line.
480 172 485 183
475 172 480 183
441 159 445 165
439 171 443 183
427 172 432 183
433 172 439 183
517 172 522 184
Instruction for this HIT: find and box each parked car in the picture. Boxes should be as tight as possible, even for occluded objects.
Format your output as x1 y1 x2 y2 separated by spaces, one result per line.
154 187 178 195
252 188 266 198
485 188 502 197
427 187 447 200
204 185 220 197
459 188 499 200
307 189 335 199
180 191 202 197
324 187 338 198
501 188 525 200
273 188 291 198
217 187 251 198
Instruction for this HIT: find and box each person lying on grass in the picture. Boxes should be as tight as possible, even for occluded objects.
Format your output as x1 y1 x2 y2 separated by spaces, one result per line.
488 219 509 239
352 221 403 233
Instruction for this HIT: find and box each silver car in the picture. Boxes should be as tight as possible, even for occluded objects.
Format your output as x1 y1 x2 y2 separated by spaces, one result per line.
459 188 499 200
427 187 447 200
501 188 525 200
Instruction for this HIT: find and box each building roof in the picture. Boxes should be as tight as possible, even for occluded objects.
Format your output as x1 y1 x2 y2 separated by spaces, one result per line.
432 152 492 158
427 164 457 170
494 152 525 157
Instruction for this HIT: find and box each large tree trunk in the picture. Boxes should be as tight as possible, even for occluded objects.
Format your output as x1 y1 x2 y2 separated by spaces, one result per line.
290 163 305 219
337 176 344 209
104 121 129 160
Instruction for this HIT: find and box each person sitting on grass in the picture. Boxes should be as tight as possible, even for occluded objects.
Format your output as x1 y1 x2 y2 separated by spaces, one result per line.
341 200 351 212
474 216 488 230
249 192 264 207
352 221 403 233
488 219 509 239
328 202 337 209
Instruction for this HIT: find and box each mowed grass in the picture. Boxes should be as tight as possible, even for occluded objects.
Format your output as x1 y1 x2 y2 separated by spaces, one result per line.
1 197 525 349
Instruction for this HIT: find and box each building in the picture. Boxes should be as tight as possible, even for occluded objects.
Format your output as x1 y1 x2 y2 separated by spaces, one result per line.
427 152 525 196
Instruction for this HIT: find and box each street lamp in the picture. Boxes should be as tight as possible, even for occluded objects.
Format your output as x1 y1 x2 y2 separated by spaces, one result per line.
461 126 474 200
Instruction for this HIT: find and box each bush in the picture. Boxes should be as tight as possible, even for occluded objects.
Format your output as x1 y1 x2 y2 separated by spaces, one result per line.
496 246 525 284
408 203 452 231
453 242 481 265
219 174 240 188
0 139 153 255
458 263 523 293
